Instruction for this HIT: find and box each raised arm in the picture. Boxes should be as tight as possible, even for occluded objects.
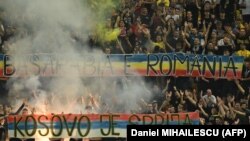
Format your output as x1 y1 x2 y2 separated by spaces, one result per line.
12 101 25 115
117 39 126 54
150 12 156 26
234 79 246 94
195 0 201 10
161 79 171 95
217 97 226 118
233 109 246 116
185 91 197 106
203 22 212 47
198 104 209 118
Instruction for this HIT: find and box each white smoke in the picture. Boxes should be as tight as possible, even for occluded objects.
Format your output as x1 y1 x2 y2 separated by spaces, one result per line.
1 0 153 114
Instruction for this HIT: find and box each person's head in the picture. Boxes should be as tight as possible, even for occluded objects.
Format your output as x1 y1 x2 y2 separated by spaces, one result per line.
194 37 200 46
5 106 11 115
192 88 197 94
239 28 246 37
119 20 125 27
105 47 111 54
223 36 230 45
240 43 246 50
175 7 181 15
244 22 249 29
142 47 148 54
156 26 163 33
226 110 235 120
223 48 230 56
155 9 161 15
186 11 192 19
198 99 205 106
176 92 182 100
5 26 15 35
177 104 184 112
136 17 142 24
215 117 223 125
22 108 29 115
224 120 229 125
152 101 158 108
137 0 143 6
156 35 162 42
241 102 247 110
0 117 4 125
153 46 160 53
125 11 131 17
168 18 175 25
134 45 142 53
244 57 250 68
211 31 217 39
169 7 175 15
206 89 212 96
174 30 179 38
235 18 242 27
198 29 203 36
85 105 93 113
165 91 172 100
226 94 233 102
234 102 241 111
187 89 194 99
211 14 216 21
216 21 222 29
147 104 153 111
236 13 243 21
207 42 214 50
204 1 211 11
191 28 198 35
199 117 206 125
31 107 36 114
211 107 218 115
168 106 175 113
219 10 226 19
225 25 232 31
141 7 148 16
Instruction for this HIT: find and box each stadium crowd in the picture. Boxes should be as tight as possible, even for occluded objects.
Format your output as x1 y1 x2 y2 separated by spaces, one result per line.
90 0 250 125
0 0 250 141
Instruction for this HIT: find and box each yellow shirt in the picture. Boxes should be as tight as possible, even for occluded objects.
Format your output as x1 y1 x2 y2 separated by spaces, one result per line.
152 41 165 49
157 0 170 7
236 50 250 58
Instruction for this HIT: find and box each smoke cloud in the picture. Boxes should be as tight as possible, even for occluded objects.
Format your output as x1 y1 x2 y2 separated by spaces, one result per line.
1 0 153 114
